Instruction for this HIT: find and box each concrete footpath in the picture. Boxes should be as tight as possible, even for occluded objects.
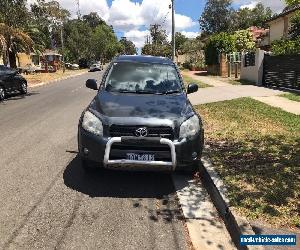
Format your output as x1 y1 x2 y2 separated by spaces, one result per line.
184 71 300 115
253 96 300 115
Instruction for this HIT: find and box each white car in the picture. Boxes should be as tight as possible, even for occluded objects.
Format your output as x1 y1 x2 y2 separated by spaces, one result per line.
89 64 102 72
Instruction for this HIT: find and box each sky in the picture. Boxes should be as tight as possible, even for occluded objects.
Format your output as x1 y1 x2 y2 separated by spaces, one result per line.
28 0 287 48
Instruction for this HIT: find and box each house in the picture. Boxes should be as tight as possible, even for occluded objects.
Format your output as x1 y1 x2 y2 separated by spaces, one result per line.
260 4 300 48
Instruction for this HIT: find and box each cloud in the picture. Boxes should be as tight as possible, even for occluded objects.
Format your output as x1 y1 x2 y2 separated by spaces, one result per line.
26 0 199 49
27 0 110 20
181 31 200 39
108 0 143 31
123 29 150 48
234 0 286 13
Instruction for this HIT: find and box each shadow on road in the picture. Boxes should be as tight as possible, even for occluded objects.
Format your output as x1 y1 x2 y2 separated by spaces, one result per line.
1 91 40 103
63 155 176 199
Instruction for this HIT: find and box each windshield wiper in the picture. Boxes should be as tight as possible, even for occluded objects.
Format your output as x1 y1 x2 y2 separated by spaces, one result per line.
162 90 181 95
116 89 137 93
136 90 159 94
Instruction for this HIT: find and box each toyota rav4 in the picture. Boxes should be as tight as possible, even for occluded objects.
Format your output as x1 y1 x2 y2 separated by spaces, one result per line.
78 55 204 173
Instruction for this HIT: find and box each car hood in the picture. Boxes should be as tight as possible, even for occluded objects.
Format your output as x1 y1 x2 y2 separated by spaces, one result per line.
89 90 194 125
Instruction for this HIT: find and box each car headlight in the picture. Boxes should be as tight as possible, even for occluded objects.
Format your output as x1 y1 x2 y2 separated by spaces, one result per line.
82 111 103 136
179 115 201 139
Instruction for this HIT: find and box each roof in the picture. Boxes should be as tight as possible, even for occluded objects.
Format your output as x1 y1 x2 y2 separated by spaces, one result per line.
114 55 174 65
267 4 300 23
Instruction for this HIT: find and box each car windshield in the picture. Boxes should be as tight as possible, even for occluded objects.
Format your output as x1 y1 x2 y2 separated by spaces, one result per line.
105 62 182 94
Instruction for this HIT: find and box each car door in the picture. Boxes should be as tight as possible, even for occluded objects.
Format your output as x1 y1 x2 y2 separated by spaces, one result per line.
0 66 14 91
3 66 19 91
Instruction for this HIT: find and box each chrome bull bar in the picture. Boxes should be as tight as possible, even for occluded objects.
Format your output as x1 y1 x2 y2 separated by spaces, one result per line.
103 137 177 171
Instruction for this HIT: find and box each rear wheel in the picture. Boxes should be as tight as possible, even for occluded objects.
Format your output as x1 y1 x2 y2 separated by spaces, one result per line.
20 81 27 94
0 86 5 101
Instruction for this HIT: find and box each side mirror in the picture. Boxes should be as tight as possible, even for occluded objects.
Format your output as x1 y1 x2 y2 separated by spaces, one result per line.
86 79 98 90
187 83 198 94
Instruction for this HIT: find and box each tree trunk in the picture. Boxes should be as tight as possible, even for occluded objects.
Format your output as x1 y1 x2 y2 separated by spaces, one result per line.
8 50 17 68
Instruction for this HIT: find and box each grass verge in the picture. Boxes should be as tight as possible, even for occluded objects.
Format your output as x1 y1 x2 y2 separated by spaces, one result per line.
182 74 212 88
196 97 300 229
228 79 255 85
23 69 87 87
280 93 300 102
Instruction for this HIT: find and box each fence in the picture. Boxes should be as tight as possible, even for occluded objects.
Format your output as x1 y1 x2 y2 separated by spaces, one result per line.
263 55 300 90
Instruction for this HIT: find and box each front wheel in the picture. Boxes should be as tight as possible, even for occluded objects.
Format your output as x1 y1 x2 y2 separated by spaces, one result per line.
0 86 5 101
176 162 199 175
20 81 27 94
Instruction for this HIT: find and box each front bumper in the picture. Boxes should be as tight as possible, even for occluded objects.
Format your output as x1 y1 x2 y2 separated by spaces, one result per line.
78 126 204 171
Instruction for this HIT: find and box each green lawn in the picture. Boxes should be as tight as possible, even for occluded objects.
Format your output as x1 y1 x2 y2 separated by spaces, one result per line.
280 93 300 102
182 74 212 88
196 98 300 229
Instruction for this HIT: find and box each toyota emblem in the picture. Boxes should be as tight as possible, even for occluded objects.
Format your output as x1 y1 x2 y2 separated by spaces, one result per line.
135 127 148 137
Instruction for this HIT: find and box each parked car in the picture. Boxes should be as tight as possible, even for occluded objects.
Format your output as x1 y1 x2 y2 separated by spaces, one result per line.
89 63 102 72
40 65 56 73
21 64 36 75
65 63 80 70
0 65 27 101
78 55 204 173
71 63 80 70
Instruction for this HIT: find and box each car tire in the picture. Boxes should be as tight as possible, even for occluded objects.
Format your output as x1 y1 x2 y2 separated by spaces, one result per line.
177 163 199 175
0 86 5 101
20 81 27 95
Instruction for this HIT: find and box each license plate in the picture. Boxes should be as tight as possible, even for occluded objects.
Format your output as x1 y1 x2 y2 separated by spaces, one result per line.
126 153 155 161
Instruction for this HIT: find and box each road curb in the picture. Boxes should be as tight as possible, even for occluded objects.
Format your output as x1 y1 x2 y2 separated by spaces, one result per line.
200 156 262 250
28 71 88 89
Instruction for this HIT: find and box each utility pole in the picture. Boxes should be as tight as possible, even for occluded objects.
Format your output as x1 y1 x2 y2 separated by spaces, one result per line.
60 24 65 73
75 0 81 20
171 0 175 62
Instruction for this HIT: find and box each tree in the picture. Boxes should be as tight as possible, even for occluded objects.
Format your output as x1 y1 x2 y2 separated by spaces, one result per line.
232 3 272 30
199 0 233 34
285 0 300 5
175 32 188 55
0 23 33 67
234 29 255 52
181 37 205 69
30 0 70 50
289 10 300 39
272 37 300 55
204 32 236 65
83 12 106 28
91 24 120 62
141 26 171 57
64 19 93 63
0 0 33 67
119 37 137 55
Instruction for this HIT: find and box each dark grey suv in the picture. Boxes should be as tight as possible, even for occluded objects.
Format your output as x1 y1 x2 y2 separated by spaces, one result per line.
0 65 27 101
78 55 204 173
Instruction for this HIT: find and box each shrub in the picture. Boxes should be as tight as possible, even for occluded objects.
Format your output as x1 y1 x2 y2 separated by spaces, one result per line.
272 37 300 55
204 32 236 65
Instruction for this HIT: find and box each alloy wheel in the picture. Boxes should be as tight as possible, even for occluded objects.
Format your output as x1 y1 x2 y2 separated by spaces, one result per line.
0 86 5 101
21 82 27 94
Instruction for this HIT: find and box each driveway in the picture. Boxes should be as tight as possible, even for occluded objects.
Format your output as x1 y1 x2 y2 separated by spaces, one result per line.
0 72 234 249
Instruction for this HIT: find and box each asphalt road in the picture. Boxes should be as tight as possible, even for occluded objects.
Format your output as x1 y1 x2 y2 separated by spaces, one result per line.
0 72 190 249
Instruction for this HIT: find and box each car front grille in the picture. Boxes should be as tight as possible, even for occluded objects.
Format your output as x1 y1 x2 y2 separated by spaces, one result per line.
109 125 174 140
110 144 171 161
